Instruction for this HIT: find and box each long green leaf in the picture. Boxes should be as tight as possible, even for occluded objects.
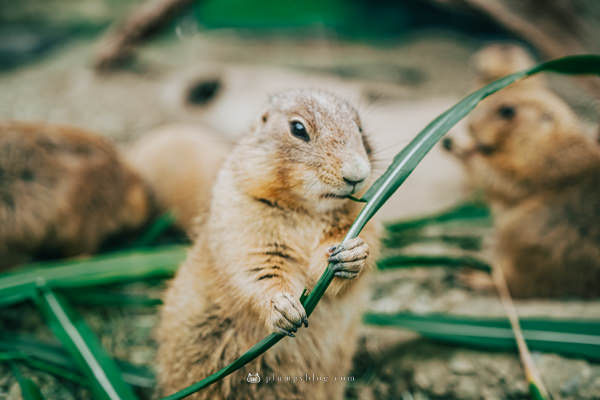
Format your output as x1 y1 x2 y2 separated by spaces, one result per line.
161 54 600 399
0 245 186 307
64 289 163 307
131 212 178 248
377 254 491 272
34 287 137 400
363 312 600 361
0 334 155 388
2 350 84 384
385 201 491 232
383 232 483 251
9 361 45 400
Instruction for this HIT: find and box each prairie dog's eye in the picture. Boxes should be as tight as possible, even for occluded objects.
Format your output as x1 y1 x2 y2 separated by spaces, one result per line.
498 105 516 120
290 120 310 142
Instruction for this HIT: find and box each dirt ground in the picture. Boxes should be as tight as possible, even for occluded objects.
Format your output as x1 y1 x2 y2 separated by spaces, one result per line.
1 28 600 399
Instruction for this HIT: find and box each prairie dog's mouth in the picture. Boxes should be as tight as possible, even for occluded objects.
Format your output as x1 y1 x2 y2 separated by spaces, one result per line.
320 193 350 199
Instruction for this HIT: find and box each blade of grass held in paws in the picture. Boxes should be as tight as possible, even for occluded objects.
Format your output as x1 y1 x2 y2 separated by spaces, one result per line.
34 287 137 400
161 54 600 400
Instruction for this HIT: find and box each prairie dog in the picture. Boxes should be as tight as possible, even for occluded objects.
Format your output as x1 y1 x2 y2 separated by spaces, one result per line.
156 89 380 399
0 121 151 268
443 44 543 163
446 87 600 297
127 124 231 238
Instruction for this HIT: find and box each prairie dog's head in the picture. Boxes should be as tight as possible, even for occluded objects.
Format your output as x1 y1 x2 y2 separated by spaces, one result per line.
466 88 579 157
443 88 580 175
237 89 372 212
471 43 542 87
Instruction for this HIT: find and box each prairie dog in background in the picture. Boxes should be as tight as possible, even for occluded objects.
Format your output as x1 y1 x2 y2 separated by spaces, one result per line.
127 124 231 238
0 121 151 269
443 43 544 181
445 86 600 297
156 89 380 399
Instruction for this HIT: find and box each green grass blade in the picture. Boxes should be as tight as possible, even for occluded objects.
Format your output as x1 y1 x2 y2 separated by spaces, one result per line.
132 213 177 248
3 352 84 384
0 245 186 307
0 334 155 388
377 254 491 272
363 312 600 361
9 361 45 400
529 382 547 400
64 289 162 307
160 54 600 399
1 351 28 361
383 233 483 251
33 288 137 400
385 201 491 232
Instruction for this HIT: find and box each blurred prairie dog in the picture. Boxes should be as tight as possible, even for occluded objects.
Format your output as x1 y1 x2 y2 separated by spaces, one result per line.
444 87 600 297
156 89 380 399
127 124 231 237
471 43 543 88
0 121 151 269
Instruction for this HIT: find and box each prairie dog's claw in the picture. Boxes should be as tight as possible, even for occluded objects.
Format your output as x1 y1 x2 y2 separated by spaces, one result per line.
269 292 307 336
328 237 369 280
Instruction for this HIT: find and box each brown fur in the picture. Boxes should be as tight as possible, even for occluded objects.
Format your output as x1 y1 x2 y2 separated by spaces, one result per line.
156 90 380 399
447 87 600 298
0 121 152 269
127 124 231 238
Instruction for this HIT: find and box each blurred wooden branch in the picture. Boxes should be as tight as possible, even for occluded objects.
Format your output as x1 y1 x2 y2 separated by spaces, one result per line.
93 0 196 72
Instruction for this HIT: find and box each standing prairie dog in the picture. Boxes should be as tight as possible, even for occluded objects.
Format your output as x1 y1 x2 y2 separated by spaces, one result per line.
445 86 600 297
156 90 380 399
127 124 231 238
0 121 152 269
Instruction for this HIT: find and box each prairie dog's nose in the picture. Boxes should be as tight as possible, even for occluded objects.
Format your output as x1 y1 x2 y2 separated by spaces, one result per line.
342 154 370 186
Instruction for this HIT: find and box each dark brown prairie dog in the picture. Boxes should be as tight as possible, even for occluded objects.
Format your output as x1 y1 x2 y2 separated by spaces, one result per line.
156 89 380 399
445 87 600 298
0 121 152 269
127 124 231 238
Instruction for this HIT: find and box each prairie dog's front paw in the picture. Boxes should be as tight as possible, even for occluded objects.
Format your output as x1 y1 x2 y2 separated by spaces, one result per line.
268 292 308 337
328 237 369 279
